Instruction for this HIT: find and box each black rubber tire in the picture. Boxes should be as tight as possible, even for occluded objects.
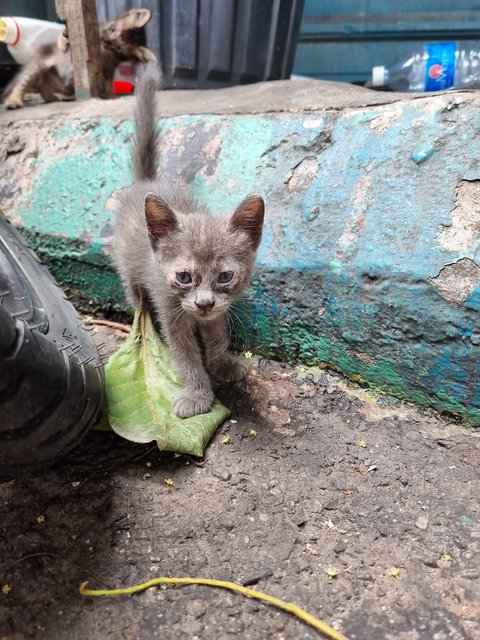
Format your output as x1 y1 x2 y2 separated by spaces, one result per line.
0 211 104 478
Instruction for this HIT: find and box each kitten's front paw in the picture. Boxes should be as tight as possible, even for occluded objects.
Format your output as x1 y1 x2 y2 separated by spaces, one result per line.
4 95 24 110
173 389 214 418
209 357 248 383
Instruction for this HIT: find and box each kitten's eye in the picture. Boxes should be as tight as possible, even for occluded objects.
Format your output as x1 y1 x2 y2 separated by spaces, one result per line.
218 271 234 284
176 271 192 284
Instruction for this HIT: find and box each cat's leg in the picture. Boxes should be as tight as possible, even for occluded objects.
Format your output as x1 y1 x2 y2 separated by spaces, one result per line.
40 80 74 102
200 316 248 383
2 60 45 109
162 315 214 418
38 85 74 102
53 92 75 101
39 84 59 103
104 79 114 98
39 66 75 102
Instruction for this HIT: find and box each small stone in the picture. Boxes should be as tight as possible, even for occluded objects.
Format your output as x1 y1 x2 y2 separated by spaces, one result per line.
218 517 235 531
273 617 286 631
242 568 273 586
189 600 206 619
6 135 25 155
415 515 429 531
356 571 373 581
186 621 204 635
377 587 387 597
211 468 232 482
324 498 340 510
334 541 347 554
225 619 245 634
311 500 323 513
405 430 422 441
462 570 480 579
436 439 453 449
453 538 467 549
295 513 308 527
423 554 439 568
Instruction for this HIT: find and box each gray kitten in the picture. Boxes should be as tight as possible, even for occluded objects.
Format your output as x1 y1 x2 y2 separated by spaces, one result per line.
113 68 265 418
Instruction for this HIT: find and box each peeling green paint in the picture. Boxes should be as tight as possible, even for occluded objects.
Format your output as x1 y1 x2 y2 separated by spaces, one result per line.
22 231 126 308
17 118 133 242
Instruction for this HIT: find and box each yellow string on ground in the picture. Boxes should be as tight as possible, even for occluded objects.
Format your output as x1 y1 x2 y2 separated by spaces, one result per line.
80 577 348 640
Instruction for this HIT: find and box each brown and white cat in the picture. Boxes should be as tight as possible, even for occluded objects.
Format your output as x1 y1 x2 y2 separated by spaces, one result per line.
113 67 265 418
2 8 156 110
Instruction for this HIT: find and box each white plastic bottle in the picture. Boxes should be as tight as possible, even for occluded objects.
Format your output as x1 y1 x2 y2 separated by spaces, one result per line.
371 41 480 92
0 16 64 65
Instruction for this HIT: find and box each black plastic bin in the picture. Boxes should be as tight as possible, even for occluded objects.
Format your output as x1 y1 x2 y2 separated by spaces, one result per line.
96 0 305 89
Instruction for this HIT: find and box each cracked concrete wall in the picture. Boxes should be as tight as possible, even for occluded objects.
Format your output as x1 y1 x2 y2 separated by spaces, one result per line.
1 86 480 423
437 179 480 254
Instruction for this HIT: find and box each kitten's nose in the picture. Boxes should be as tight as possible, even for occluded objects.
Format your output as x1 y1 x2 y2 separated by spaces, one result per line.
195 300 215 312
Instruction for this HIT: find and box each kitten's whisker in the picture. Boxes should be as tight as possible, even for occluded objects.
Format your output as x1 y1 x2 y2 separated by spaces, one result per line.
227 307 250 353
203 334 229 360
166 308 185 324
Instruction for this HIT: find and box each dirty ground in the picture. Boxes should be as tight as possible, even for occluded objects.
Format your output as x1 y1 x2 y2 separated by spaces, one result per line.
0 323 479 640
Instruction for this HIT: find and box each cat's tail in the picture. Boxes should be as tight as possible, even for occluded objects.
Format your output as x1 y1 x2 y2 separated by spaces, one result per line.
132 64 162 181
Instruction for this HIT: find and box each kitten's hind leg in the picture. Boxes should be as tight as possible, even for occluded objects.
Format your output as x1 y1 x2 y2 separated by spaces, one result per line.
200 316 248 383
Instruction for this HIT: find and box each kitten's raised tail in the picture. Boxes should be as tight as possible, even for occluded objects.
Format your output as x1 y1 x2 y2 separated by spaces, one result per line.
133 65 161 181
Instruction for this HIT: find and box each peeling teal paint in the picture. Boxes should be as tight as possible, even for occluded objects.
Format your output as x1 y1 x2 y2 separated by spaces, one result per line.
18 118 133 242
1 96 480 424
411 143 436 164
189 115 275 208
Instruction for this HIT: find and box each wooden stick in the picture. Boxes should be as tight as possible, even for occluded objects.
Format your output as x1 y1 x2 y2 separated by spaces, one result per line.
55 0 105 100
85 318 132 334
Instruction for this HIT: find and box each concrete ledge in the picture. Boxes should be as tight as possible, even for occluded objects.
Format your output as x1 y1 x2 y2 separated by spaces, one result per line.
1 80 480 424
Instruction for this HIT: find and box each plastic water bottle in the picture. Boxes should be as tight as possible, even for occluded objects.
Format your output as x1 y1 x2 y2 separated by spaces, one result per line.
0 16 64 65
371 42 480 92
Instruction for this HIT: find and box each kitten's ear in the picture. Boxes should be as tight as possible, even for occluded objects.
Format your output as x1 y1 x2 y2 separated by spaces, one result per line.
115 9 152 31
230 195 265 249
144 194 178 244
